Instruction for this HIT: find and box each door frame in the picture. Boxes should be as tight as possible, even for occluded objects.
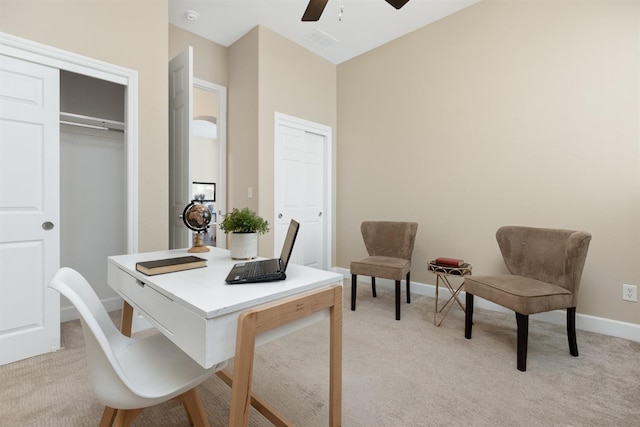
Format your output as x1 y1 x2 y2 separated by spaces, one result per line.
194 78 227 248
0 32 139 254
274 112 332 270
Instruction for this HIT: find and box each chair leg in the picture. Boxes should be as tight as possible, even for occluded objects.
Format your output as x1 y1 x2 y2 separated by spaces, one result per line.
567 307 579 357
395 280 401 320
99 407 117 427
351 274 357 311
516 312 529 372
179 387 210 427
371 277 377 297
406 272 411 304
112 408 145 427
465 293 474 339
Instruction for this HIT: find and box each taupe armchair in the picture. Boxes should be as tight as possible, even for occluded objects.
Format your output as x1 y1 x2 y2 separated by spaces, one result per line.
351 221 418 320
463 226 592 371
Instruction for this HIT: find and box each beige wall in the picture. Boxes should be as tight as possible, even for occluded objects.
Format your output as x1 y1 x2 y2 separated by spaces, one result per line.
169 24 228 86
337 0 640 324
192 89 219 185
194 86 218 119
227 27 260 229
227 26 337 256
1 0 169 252
257 26 337 256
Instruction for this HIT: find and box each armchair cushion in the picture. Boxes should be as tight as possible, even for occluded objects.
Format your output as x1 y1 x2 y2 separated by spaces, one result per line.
463 274 573 315
351 256 411 281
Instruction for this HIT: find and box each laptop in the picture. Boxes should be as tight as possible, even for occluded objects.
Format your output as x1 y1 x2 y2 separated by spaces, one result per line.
225 219 300 284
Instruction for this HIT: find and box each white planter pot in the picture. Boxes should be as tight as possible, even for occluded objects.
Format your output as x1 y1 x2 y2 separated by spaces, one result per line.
229 232 258 260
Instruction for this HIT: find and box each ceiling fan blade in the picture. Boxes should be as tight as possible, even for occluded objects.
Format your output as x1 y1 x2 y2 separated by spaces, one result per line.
302 0 329 21
385 0 410 9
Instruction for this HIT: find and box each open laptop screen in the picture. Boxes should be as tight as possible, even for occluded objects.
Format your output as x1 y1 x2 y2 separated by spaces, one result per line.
280 219 299 270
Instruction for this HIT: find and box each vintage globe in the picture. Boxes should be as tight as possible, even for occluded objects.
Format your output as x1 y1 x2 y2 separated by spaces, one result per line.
182 201 212 232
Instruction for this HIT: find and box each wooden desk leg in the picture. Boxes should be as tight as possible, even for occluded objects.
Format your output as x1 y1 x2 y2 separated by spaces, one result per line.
216 370 291 427
120 301 134 337
329 285 343 427
229 310 258 426
228 285 343 427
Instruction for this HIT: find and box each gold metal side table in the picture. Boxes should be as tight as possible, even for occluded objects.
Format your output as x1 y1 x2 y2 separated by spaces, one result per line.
428 261 472 327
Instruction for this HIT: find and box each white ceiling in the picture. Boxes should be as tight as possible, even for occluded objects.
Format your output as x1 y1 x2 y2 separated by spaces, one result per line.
169 0 480 64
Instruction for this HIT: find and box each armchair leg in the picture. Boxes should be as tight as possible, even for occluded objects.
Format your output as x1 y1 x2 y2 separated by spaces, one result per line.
371 277 377 297
516 312 529 372
406 272 411 304
465 293 474 339
395 281 401 320
351 274 357 311
567 307 579 357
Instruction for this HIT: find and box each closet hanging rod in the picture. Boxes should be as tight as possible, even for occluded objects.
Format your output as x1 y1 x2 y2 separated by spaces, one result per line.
59 112 125 132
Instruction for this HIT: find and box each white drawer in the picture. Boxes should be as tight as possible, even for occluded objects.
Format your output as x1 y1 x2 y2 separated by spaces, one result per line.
108 263 212 366
108 264 174 334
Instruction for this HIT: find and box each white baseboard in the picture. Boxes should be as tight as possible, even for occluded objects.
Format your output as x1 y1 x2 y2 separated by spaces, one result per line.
333 267 640 343
61 296 153 333
60 296 124 322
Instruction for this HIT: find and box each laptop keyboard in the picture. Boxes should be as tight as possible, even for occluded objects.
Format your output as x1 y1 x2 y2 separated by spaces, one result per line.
241 261 261 279
241 259 280 279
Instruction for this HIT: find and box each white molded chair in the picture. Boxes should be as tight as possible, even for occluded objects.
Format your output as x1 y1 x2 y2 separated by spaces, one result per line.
49 267 226 427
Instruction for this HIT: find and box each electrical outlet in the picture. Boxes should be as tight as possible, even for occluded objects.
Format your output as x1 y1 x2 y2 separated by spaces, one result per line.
622 284 637 302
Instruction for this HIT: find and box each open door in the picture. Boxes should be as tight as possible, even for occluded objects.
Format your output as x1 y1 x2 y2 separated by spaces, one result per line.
168 47 193 249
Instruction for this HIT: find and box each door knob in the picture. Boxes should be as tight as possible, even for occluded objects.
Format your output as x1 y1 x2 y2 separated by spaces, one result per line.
318 212 322 217
278 213 283 219
42 221 54 230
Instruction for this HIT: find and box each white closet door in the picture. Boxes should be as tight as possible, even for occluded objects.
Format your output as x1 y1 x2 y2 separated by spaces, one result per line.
0 54 60 364
275 114 331 270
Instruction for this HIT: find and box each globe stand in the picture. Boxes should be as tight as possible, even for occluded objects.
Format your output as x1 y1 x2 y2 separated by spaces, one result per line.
188 231 210 253
183 200 213 253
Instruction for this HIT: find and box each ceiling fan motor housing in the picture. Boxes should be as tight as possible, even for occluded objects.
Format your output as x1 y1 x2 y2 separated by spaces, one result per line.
302 0 410 22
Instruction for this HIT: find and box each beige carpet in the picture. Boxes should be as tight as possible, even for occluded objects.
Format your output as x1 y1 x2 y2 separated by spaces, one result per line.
1 285 639 426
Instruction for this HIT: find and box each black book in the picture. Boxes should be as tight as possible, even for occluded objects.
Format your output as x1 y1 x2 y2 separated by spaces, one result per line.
136 256 207 276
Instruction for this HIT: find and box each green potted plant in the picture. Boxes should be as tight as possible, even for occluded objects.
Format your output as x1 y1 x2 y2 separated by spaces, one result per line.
219 207 270 259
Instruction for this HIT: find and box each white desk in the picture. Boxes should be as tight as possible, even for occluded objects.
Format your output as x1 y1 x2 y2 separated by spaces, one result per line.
107 247 343 426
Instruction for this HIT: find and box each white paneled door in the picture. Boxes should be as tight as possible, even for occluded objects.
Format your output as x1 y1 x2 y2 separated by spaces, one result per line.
275 113 332 270
0 54 60 364
168 47 193 249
